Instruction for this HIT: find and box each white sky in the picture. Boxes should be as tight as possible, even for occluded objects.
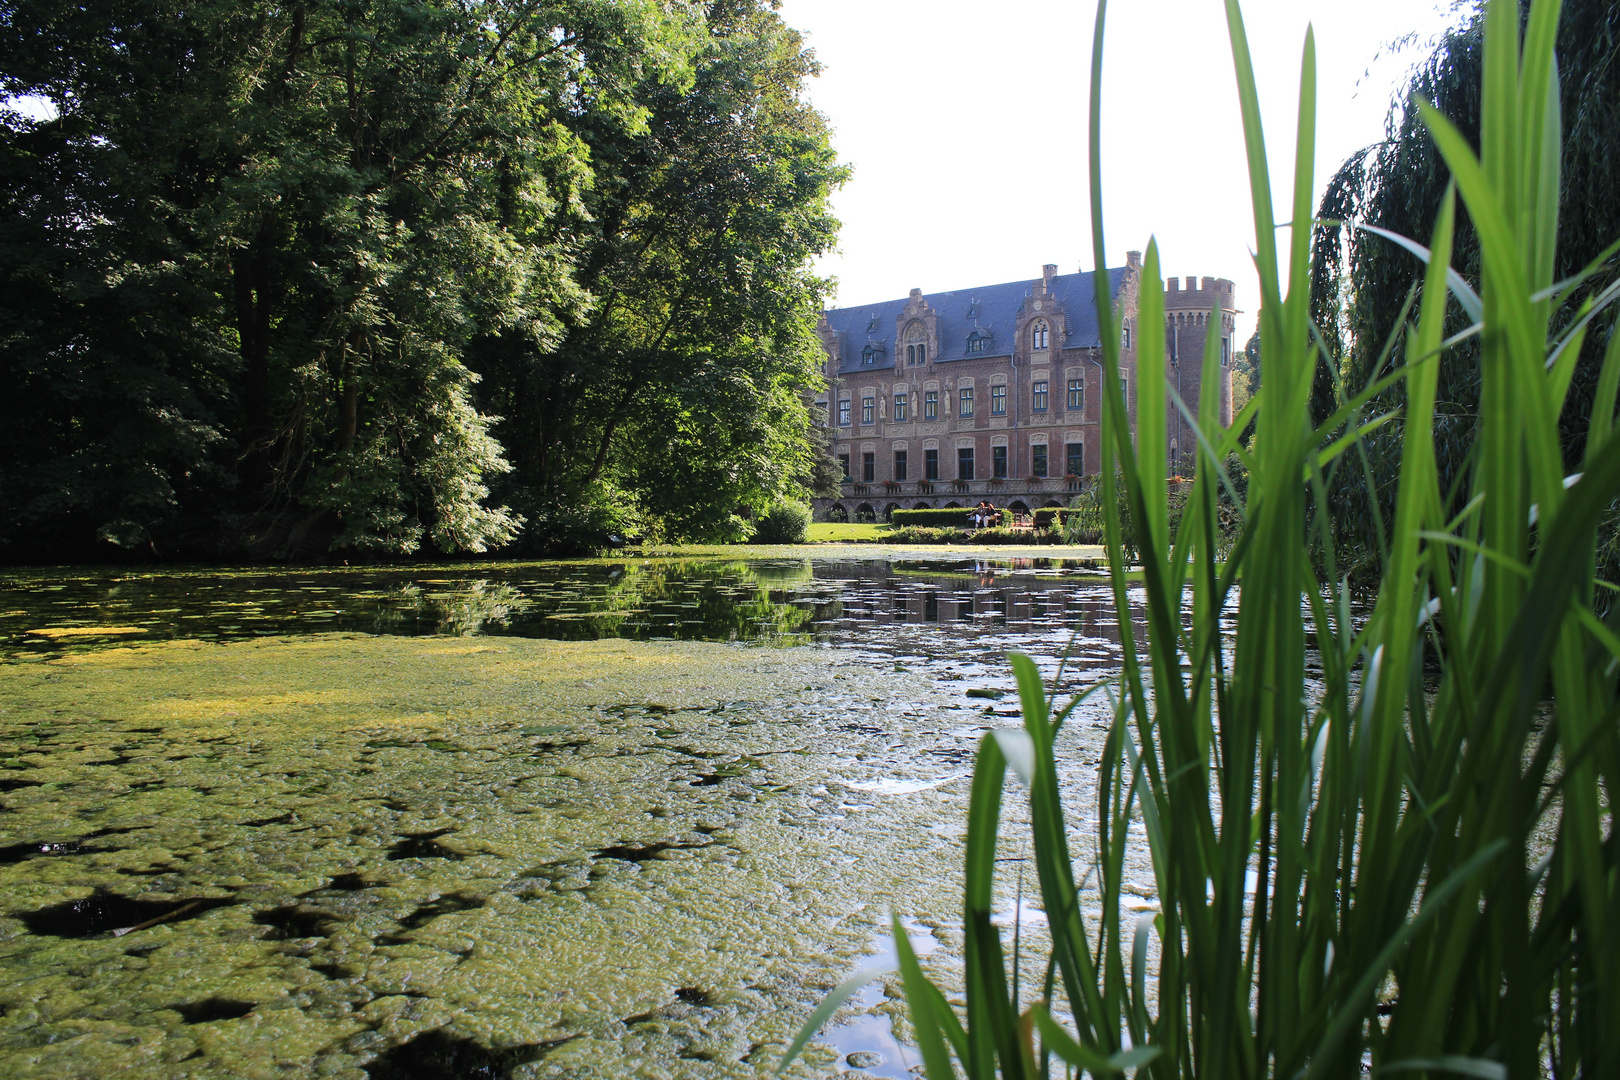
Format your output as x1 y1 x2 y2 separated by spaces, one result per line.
776 0 1468 342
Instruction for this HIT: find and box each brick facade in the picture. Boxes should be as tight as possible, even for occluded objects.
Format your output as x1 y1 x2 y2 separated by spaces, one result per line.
814 256 1237 522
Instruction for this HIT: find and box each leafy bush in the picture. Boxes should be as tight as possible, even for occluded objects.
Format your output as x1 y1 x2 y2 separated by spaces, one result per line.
885 526 963 543
751 500 810 544
502 482 652 556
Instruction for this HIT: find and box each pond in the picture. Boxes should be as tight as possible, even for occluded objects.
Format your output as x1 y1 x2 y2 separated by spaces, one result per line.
0 557 1149 1079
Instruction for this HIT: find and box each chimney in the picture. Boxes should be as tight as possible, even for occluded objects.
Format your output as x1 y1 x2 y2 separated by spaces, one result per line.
1126 250 1141 269
910 288 922 299
1042 264 1057 289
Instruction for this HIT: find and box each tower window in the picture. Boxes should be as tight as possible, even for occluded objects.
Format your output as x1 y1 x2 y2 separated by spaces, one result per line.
1032 380 1049 411
1031 320 1049 351
990 385 1006 415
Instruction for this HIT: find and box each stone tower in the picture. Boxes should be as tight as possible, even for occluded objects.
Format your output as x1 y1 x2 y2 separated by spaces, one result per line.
1163 275 1237 475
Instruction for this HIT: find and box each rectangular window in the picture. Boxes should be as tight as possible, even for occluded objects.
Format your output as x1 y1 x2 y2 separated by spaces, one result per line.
862 452 875 482
838 398 851 426
1032 444 1048 477
1120 374 1129 406
893 394 907 422
1066 442 1084 478
1067 377 1085 410
1123 324 1132 350
924 391 938 420
894 450 908 481
839 453 850 478
861 396 875 424
1032 380 1049 411
958 387 973 417
1222 335 1232 365
990 385 1006 415
957 447 975 480
992 445 1007 478
924 448 939 480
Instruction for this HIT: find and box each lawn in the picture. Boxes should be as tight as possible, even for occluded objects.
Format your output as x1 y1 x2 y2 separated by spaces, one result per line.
804 521 890 542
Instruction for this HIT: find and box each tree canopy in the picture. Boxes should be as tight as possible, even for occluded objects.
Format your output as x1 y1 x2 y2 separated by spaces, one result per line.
0 0 843 560
1308 0 1620 577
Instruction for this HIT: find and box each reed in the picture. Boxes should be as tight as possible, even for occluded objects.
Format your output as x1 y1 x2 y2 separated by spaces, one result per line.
781 0 1619 1075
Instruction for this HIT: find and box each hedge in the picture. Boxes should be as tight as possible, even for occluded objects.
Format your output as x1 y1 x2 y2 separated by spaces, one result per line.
890 508 1012 528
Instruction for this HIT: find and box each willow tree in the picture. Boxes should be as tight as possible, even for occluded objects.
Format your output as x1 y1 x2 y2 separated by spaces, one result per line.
1310 0 1620 578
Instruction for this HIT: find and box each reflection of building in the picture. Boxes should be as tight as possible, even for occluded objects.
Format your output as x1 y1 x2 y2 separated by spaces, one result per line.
812 254 1236 522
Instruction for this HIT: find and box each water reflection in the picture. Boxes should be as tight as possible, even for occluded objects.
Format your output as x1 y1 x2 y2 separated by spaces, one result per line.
2 558 1139 668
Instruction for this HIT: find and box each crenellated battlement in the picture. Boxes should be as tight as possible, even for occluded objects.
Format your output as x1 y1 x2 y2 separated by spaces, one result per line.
1163 275 1237 310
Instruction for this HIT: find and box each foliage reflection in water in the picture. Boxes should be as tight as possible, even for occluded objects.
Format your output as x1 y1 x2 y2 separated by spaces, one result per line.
2 557 1128 665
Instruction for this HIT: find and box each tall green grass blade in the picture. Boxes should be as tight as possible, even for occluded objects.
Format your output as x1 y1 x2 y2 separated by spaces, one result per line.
775 964 896 1074
892 911 958 1080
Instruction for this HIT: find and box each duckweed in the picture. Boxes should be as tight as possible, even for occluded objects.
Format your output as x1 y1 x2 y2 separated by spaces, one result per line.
0 631 1134 1078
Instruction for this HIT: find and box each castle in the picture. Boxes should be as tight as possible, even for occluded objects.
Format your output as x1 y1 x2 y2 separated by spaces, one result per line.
812 252 1237 523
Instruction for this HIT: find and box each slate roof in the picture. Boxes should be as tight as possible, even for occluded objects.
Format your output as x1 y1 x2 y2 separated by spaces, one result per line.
823 268 1126 376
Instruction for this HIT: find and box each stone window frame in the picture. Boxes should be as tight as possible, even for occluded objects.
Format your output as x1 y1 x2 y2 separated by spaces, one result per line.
1066 375 1085 411
861 395 875 425
1031 319 1050 351
837 397 852 426
923 390 939 421
990 384 1007 416
958 386 974 418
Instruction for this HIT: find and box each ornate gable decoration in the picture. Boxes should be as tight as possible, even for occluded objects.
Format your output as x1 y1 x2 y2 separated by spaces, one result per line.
896 289 940 369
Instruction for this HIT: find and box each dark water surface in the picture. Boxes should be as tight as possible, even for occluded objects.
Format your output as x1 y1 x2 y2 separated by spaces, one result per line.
3 556 1136 670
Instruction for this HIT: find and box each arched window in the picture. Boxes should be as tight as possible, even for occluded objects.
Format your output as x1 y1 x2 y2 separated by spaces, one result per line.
905 322 928 365
1031 319 1049 351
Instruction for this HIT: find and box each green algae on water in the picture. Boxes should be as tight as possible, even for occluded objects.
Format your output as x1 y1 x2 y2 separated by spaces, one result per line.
0 632 1115 1078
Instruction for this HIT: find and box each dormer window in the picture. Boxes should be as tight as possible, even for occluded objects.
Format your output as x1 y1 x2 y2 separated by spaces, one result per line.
966 330 991 354
967 301 980 319
1031 319 1049 351
904 322 928 366
861 344 879 366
